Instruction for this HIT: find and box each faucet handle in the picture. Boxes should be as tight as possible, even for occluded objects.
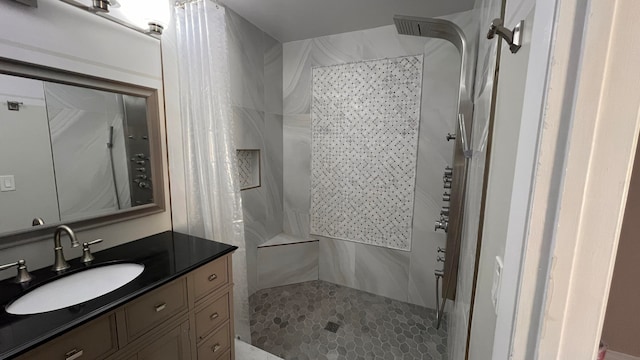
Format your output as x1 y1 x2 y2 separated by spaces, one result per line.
0 259 33 283
81 239 103 264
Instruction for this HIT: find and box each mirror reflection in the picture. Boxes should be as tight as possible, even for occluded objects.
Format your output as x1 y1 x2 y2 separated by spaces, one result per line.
0 74 153 235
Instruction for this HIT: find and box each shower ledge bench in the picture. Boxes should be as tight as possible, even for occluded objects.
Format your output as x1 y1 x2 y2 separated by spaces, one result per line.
256 233 319 290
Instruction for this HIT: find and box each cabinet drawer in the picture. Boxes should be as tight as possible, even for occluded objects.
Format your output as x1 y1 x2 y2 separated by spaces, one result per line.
193 257 228 301
195 292 230 342
197 322 230 360
17 313 117 360
124 278 187 341
216 349 231 360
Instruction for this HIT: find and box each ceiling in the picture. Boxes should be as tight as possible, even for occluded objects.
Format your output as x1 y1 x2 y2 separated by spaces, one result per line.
219 0 475 42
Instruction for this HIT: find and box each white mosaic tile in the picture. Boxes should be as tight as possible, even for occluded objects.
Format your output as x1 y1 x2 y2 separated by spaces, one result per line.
310 55 423 251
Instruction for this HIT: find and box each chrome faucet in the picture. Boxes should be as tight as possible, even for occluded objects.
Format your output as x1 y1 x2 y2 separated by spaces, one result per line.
52 225 80 272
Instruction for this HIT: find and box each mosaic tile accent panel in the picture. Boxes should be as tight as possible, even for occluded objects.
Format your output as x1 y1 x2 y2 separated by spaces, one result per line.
250 280 447 360
238 149 261 190
310 55 424 251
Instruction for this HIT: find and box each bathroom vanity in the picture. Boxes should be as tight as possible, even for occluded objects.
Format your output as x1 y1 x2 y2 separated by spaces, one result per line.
0 231 237 360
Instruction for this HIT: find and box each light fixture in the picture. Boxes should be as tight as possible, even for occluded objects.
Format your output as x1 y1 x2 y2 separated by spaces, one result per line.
59 0 170 37
92 0 110 12
147 22 164 35
110 0 170 35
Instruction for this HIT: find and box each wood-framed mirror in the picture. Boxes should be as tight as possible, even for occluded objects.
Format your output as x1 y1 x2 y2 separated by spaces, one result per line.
0 57 166 245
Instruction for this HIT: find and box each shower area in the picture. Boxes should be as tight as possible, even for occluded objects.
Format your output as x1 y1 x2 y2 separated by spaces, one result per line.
204 0 501 358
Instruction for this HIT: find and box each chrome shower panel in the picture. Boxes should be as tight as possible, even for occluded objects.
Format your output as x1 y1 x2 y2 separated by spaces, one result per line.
394 14 475 328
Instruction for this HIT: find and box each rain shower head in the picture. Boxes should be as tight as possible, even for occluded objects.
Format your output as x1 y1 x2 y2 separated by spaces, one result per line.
393 15 465 54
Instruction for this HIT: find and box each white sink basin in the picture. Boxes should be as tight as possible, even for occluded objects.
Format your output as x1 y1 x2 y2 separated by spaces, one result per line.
6 263 144 315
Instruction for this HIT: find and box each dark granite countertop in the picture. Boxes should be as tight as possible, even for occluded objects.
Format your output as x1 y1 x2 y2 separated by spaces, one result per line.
0 231 237 359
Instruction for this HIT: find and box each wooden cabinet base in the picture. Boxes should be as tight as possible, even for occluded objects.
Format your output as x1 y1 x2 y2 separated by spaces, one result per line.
137 321 191 360
16 253 235 360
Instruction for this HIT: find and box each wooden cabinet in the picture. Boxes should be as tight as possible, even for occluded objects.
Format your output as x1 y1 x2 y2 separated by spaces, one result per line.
15 313 118 360
122 278 188 342
197 322 231 360
190 253 235 360
194 292 230 341
136 321 191 360
192 256 229 301
16 253 234 360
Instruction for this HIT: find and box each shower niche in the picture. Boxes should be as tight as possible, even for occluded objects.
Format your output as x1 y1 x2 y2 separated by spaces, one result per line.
237 149 261 190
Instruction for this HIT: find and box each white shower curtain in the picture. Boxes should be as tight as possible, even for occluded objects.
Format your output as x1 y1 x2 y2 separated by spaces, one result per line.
174 0 250 341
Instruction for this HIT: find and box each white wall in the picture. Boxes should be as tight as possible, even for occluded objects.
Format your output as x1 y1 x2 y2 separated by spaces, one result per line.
0 1 171 274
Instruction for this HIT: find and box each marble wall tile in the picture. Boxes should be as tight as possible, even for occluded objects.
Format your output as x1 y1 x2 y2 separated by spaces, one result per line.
318 236 357 288
419 43 460 157
225 9 284 293
264 33 283 115
257 241 319 290
360 25 431 59
227 8 265 111
309 31 366 65
354 243 411 302
283 33 365 116
283 208 310 240
233 106 265 149
263 113 283 239
283 39 313 115
282 114 312 238
242 186 268 236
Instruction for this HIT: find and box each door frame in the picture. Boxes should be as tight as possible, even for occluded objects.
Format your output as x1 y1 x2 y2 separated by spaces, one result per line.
507 0 640 358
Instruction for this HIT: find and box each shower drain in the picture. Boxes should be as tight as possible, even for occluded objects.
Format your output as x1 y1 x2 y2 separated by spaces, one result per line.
324 321 340 333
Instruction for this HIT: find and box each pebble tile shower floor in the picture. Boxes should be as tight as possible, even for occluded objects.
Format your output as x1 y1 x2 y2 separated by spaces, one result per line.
249 281 447 360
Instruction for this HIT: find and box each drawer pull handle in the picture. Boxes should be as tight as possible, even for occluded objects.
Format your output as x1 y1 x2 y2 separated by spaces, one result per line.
208 274 218 281
210 312 219 321
211 343 221 353
65 349 84 360
155 303 167 312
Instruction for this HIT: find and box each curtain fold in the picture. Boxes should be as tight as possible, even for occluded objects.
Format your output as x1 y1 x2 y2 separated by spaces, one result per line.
174 0 250 341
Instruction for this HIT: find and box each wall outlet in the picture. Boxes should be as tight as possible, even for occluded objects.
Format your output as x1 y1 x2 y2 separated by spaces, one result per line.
491 256 503 314
0 175 15 192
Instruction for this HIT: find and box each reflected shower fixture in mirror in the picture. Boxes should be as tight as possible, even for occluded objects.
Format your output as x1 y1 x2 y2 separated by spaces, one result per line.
0 59 165 243
10 0 38 7
59 0 170 36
